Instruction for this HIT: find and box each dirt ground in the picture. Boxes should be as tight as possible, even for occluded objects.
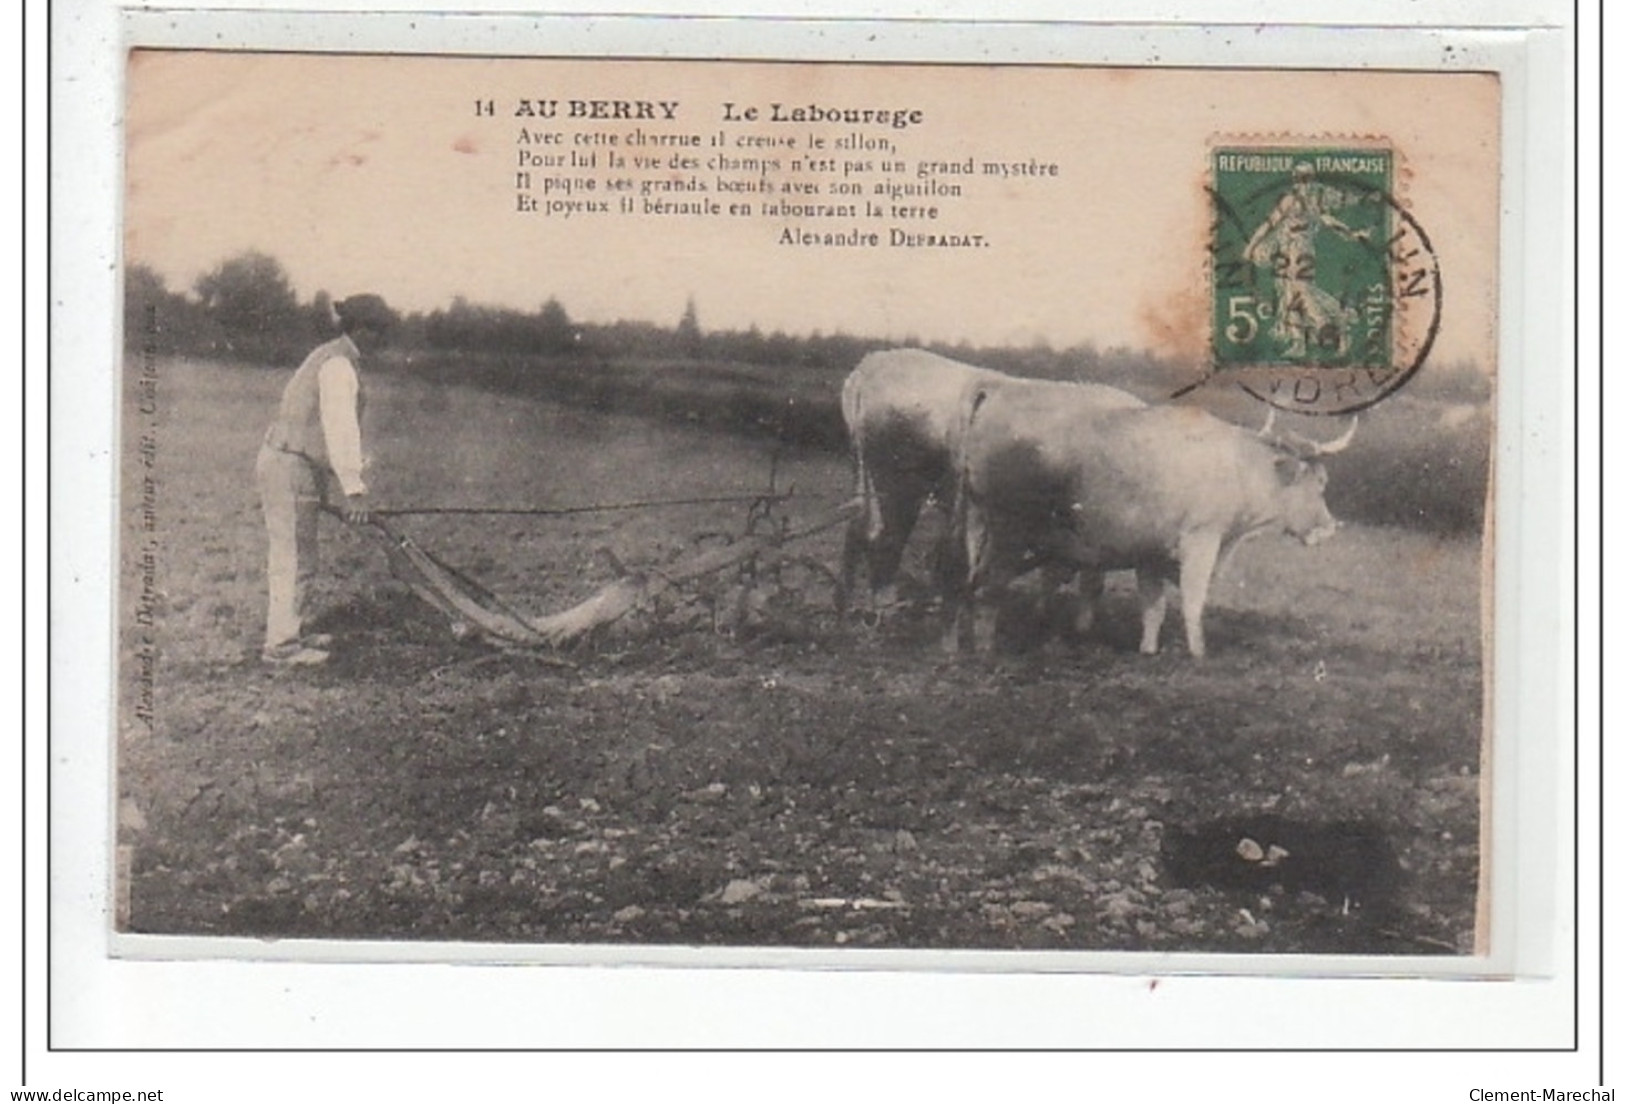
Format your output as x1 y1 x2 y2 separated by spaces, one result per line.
116 358 1486 955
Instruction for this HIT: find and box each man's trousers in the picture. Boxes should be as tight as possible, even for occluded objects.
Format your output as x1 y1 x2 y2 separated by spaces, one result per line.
256 445 325 651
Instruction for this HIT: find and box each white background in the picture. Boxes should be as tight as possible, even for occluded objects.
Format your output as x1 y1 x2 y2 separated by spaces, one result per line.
25 0 1598 1099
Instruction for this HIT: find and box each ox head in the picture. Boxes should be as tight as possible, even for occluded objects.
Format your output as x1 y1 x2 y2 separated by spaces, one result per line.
1257 410 1358 546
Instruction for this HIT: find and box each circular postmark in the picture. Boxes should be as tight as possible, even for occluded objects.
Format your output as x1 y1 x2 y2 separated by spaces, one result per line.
1206 147 1441 416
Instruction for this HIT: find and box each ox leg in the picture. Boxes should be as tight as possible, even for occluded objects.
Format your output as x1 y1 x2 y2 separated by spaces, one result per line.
1071 567 1105 641
942 500 989 655
969 517 1008 656
837 454 882 618
838 484 921 621
969 572 1004 655
1176 530 1223 659
1035 562 1073 644
868 493 925 616
1136 568 1171 655
929 522 969 607
836 513 866 616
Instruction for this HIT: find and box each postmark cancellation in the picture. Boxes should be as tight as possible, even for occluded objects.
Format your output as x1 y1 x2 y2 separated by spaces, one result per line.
1209 142 1441 415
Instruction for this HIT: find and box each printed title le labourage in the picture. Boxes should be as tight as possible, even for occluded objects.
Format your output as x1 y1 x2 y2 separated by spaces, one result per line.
509 98 926 129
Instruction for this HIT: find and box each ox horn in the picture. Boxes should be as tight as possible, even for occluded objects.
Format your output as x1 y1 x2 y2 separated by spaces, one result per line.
1310 414 1359 456
1258 408 1359 458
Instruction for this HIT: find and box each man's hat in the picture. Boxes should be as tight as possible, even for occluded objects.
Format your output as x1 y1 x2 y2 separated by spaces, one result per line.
334 293 397 333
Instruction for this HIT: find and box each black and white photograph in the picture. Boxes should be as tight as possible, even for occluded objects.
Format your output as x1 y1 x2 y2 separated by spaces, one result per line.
109 47 1507 964
37 0 1615 1091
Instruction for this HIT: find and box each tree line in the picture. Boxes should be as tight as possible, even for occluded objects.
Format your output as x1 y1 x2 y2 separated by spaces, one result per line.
121 250 1193 389
123 248 1489 406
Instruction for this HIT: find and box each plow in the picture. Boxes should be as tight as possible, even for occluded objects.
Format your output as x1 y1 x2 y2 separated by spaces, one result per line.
347 474 858 651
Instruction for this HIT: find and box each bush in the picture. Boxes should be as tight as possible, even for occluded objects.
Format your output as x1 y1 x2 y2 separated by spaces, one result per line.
1324 399 1491 534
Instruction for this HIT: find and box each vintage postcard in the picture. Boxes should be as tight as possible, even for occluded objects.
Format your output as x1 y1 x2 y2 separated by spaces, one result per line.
116 49 1501 966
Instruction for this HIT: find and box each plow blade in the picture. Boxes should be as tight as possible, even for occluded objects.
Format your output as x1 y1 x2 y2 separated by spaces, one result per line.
370 520 550 646
364 501 857 650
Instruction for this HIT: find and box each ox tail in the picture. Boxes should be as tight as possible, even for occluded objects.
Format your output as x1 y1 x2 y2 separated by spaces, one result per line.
941 380 994 601
841 371 880 540
947 381 993 517
836 369 875 613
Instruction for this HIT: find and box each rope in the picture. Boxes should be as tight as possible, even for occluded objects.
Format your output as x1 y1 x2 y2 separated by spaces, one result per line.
372 490 800 519
319 490 857 650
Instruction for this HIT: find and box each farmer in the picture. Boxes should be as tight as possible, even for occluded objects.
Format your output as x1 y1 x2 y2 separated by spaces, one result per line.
256 293 395 665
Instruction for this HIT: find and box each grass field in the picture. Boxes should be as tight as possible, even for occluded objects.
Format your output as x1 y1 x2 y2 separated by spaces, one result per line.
117 357 1487 955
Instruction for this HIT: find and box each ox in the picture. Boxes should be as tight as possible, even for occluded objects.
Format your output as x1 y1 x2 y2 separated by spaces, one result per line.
944 389 1356 658
837 349 1143 616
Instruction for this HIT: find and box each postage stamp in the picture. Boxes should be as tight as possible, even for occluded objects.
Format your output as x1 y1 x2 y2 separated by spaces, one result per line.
1209 143 1441 415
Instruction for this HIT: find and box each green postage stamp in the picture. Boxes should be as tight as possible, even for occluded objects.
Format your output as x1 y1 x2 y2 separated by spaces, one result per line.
1209 144 1440 415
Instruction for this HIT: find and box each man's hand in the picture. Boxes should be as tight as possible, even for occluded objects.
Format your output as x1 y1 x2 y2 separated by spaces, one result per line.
342 492 371 525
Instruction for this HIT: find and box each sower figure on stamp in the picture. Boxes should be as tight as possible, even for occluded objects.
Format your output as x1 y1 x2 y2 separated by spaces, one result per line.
256 293 396 665
1243 163 1370 358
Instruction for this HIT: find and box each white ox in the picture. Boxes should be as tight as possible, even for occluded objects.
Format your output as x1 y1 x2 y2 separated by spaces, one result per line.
837 349 1144 615
944 386 1356 658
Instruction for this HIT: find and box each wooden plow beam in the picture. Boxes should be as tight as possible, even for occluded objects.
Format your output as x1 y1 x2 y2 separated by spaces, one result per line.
364 499 857 650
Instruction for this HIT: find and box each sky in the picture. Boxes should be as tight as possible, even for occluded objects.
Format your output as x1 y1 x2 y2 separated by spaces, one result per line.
123 51 1500 363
